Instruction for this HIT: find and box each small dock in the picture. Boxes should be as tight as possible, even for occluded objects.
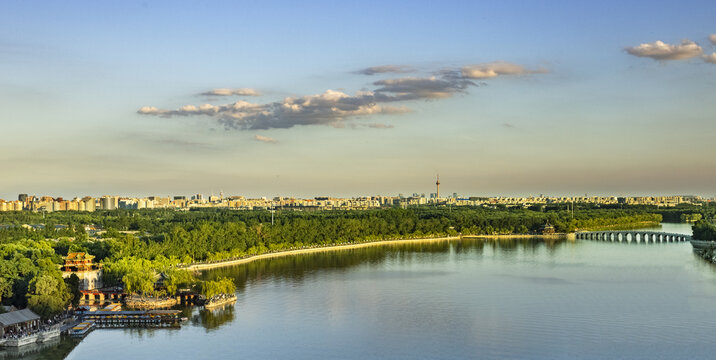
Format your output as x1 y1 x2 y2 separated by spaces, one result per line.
80 310 183 328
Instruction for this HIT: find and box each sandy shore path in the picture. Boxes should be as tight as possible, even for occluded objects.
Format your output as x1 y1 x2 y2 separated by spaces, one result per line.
181 233 576 272
182 236 462 271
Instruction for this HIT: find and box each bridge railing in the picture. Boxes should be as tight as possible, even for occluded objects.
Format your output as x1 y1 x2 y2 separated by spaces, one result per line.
574 230 691 243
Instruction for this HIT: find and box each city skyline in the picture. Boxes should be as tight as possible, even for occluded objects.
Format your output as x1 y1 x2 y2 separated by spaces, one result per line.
1 185 714 202
2 1 716 198
1 191 705 213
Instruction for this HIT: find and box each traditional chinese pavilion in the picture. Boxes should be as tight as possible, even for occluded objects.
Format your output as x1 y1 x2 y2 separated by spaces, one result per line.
62 252 103 290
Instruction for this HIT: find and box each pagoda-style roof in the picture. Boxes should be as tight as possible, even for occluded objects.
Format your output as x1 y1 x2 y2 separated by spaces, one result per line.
539 221 556 234
65 252 95 261
0 308 40 327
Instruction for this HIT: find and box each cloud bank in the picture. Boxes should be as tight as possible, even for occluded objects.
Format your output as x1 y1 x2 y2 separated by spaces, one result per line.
461 61 547 79
703 52 716 64
200 88 262 96
625 40 703 60
373 76 474 99
140 90 411 130
139 61 546 131
366 123 394 129
355 65 414 75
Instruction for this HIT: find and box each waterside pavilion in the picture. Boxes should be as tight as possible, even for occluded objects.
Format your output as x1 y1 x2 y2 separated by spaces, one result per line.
0 309 41 339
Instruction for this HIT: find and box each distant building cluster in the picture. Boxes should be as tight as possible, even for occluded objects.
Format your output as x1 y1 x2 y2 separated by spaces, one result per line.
0 192 707 212
480 195 704 207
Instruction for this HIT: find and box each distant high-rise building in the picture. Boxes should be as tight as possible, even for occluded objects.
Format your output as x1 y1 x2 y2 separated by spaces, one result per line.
435 175 440 199
100 196 115 210
81 197 95 212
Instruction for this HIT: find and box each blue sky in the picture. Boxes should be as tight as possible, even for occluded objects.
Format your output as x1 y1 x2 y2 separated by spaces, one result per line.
1 0 715 199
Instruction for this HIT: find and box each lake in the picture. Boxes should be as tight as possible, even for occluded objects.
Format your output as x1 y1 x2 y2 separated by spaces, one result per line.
8 223 716 360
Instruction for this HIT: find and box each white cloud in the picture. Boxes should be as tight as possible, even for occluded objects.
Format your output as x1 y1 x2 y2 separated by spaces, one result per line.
703 52 716 64
139 61 543 131
625 40 703 61
461 61 547 79
254 135 278 144
373 76 474 99
710 34 716 45
366 123 394 129
200 88 262 96
355 65 414 75
139 90 410 130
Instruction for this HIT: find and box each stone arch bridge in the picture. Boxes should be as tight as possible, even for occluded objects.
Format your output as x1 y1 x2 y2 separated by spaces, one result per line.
575 231 691 243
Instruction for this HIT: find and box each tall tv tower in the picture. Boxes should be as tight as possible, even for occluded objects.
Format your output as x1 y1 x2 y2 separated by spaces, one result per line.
435 174 440 199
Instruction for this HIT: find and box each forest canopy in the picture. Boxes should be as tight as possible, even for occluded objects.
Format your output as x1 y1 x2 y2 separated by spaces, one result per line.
0 205 668 316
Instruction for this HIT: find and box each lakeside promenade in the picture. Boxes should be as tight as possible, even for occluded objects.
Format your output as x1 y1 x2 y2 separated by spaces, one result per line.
181 236 463 271
179 221 673 272
180 233 577 272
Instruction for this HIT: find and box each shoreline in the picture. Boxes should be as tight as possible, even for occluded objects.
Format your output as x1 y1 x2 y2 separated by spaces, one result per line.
182 234 571 272
183 236 461 271
463 233 572 240
181 222 663 273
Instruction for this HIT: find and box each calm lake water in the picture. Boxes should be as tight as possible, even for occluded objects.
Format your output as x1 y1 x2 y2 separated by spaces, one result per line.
8 223 716 360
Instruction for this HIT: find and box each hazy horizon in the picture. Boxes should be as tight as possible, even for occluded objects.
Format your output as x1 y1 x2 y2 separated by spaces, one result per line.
2 1 715 199
0 188 710 201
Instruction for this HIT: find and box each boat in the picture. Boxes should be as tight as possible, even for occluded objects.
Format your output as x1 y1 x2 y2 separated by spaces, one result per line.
100 303 122 312
69 321 96 338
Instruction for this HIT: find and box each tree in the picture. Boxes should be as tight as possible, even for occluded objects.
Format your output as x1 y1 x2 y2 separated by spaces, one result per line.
199 277 235 299
693 220 716 241
64 274 83 307
163 269 196 296
27 274 70 319
122 269 155 295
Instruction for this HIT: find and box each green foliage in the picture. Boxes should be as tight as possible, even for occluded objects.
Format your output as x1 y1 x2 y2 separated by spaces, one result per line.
26 273 70 319
0 239 72 317
64 274 83 307
693 220 716 241
122 270 155 295
199 277 236 298
681 213 703 223
0 206 667 307
163 269 196 296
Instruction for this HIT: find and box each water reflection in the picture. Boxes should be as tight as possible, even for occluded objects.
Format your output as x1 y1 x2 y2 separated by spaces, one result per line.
58 222 716 360
0 336 76 360
193 306 235 331
201 237 567 293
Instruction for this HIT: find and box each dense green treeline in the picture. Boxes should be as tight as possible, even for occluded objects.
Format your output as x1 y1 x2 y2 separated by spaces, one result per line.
0 206 665 316
693 220 716 241
1 207 664 266
0 239 80 319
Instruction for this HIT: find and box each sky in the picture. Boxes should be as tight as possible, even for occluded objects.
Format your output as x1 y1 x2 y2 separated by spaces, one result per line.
1 0 715 199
